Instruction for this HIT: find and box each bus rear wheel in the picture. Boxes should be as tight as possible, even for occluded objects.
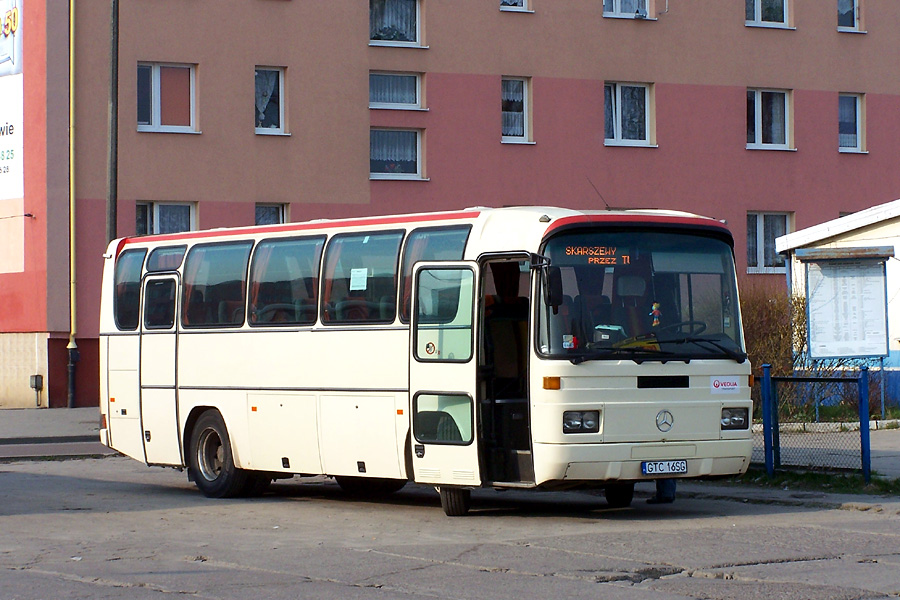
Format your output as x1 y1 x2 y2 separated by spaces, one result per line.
189 410 248 498
438 486 471 516
604 482 635 508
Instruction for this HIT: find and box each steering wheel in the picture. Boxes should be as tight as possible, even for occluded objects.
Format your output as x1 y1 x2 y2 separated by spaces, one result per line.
656 320 707 336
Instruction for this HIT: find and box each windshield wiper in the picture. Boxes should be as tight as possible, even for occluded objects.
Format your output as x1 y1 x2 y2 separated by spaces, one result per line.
570 346 673 365
667 337 747 363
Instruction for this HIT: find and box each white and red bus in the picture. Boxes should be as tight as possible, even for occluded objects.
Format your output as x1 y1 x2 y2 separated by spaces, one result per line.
99 206 752 515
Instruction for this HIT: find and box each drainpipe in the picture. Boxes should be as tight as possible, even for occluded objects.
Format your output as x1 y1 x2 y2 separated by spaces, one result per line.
106 0 118 243
67 0 79 408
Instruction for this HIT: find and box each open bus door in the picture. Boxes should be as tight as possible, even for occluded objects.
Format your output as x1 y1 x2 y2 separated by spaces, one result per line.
410 262 481 515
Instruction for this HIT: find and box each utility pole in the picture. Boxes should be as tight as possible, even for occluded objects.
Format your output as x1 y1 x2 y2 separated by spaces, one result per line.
106 0 119 243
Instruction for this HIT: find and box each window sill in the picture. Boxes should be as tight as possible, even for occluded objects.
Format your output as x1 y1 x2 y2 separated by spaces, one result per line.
255 130 290 136
746 267 787 275
603 13 657 20
839 148 868 154
744 22 795 30
370 175 430 181
369 105 429 112
137 127 201 134
837 27 867 34
369 41 429 49
604 140 657 148
500 7 535 13
501 138 535 145
746 144 796 152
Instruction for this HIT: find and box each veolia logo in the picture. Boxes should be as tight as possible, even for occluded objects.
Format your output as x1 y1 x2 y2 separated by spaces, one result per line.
711 376 740 394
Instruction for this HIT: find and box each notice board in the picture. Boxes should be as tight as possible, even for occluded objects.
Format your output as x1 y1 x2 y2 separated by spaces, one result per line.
806 260 888 359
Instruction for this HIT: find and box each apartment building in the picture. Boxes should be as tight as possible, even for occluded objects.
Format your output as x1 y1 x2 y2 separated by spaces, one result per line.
1 0 898 406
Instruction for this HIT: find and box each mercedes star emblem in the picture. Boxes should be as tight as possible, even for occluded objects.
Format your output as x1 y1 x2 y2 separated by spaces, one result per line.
656 410 674 432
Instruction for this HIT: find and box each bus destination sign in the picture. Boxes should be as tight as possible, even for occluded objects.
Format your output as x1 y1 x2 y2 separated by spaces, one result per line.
565 246 631 266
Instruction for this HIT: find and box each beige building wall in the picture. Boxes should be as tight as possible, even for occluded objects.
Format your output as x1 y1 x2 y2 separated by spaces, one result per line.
0 333 49 408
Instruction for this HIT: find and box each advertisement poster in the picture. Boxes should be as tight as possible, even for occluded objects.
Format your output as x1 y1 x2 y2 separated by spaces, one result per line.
0 0 23 274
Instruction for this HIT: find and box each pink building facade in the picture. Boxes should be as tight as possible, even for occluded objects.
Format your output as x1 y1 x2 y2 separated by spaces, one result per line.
2 0 899 406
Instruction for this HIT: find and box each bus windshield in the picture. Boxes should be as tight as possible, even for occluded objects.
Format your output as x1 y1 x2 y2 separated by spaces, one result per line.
538 229 745 362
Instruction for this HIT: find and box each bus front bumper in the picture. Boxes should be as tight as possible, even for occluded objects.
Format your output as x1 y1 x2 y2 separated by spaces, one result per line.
533 439 753 484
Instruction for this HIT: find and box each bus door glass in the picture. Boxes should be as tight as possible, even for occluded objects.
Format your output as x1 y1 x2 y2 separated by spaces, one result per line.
139 274 183 466
410 262 480 486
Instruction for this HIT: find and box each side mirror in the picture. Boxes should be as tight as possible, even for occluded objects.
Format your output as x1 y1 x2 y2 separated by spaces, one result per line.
545 266 563 310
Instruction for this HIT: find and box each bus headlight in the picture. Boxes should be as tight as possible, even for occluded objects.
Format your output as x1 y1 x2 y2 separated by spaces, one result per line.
721 407 749 430
563 411 600 434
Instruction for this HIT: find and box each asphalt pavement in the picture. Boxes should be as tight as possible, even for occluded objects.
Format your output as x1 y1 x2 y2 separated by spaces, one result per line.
0 406 897 511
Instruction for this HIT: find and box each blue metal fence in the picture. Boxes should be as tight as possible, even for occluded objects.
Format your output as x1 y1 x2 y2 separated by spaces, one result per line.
758 364 871 483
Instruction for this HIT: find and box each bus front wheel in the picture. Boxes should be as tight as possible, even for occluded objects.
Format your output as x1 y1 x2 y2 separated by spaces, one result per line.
437 486 471 516
189 410 248 498
604 482 635 508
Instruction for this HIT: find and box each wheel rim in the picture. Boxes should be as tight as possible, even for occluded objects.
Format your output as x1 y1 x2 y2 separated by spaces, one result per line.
197 427 224 482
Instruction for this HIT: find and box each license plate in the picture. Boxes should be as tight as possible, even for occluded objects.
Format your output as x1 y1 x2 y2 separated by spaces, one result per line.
641 460 688 475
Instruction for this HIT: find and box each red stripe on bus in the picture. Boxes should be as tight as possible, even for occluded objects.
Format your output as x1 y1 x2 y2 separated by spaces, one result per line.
119 210 482 247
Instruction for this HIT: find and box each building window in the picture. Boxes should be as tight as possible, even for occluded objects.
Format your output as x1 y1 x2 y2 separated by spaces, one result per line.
370 0 419 45
369 72 421 109
370 129 422 179
839 94 864 152
838 0 859 30
747 212 790 273
500 0 528 10
745 0 788 26
255 204 286 225
604 82 651 146
136 202 196 236
255 67 284 134
747 89 790 149
137 63 195 132
603 0 647 18
502 78 530 142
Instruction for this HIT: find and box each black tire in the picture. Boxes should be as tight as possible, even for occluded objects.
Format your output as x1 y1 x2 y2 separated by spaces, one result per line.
241 473 272 497
438 486 471 516
189 410 248 498
335 476 407 496
604 482 635 508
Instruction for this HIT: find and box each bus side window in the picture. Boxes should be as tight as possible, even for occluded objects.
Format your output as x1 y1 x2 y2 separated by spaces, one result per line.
182 241 253 328
248 236 324 326
321 231 404 324
399 226 471 322
114 249 147 331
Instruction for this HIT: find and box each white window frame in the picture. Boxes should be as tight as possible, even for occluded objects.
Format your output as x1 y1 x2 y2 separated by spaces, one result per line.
500 0 531 12
747 212 790 274
136 202 197 236
746 88 792 150
137 63 196 133
604 82 653 147
603 0 649 19
254 67 286 135
839 93 865 153
745 0 790 28
370 128 424 180
369 72 422 110
838 0 862 32
501 77 531 143
369 0 422 48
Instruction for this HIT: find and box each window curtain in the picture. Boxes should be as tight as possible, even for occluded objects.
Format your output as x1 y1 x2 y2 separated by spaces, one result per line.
763 215 786 267
370 130 417 173
369 73 416 105
501 79 525 137
370 0 416 42
157 204 191 235
838 0 856 27
839 96 858 148
761 0 784 22
761 92 786 145
604 84 615 139
746 215 759 268
255 70 278 127
606 0 645 13
620 85 646 140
